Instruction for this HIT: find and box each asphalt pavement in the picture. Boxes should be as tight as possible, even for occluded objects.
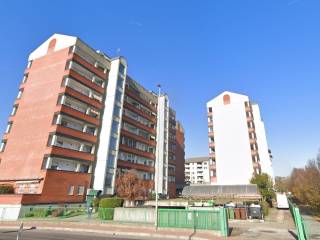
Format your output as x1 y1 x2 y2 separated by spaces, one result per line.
0 228 144 240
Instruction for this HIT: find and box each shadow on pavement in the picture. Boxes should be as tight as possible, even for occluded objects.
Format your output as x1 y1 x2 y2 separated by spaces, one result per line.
1 226 36 234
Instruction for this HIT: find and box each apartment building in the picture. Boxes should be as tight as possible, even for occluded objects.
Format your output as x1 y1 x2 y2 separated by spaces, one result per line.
0 34 180 205
206 91 274 185
185 157 210 185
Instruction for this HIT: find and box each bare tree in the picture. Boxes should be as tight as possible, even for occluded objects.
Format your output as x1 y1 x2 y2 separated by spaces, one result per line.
115 170 148 201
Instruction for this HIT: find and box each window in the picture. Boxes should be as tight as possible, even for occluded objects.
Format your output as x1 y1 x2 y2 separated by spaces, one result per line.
0 141 7 152
77 186 85 195
67 185 74 195
113 105 121 117
107 154 115 167
18 184 25 194
22 73 28 83
119 63 126 75
109 136 118 150
223 94 230 105
27 60 32 68
79 164 89 173
117 76 124 89
5 122 12 134
105 173 113 187
11 105 18 116
29 184 36 194
17 89 23 99
115 89 122 103
111 121 119 135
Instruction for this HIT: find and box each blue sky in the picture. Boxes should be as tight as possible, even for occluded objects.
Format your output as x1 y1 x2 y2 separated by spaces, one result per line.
0 0 319 176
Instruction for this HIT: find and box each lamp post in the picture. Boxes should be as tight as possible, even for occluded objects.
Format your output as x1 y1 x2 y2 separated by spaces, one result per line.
155 84 161 229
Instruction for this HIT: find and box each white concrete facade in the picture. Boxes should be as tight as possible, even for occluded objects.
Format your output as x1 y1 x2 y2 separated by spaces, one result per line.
93 58 127 194
206 91 274 185
185 157 210 184
155 95 170 195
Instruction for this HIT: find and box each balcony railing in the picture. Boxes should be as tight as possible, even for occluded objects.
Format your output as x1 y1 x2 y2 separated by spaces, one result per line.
50 135 95 154
57 114 97 136
60 95 100 119
67 61 104 87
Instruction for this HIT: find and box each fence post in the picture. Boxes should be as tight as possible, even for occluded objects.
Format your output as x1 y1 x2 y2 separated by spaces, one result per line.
294 207 307 240
219 207 229 237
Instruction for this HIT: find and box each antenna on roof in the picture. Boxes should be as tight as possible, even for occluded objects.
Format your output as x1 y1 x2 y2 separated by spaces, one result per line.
157 84 161 96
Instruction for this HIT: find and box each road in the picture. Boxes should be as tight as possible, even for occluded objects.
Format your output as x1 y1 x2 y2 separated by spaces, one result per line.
0 228 144 240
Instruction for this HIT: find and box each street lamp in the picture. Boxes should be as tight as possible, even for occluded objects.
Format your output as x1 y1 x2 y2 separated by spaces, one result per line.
155 84 161 229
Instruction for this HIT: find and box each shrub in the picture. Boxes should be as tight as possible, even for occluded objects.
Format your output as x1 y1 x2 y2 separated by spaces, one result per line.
0 185 14 194
99 197 123 208
92 198 100 211
24 212 34 217
32 208 47 218
98 208 114 220
51 208 64 217
261 201 269 217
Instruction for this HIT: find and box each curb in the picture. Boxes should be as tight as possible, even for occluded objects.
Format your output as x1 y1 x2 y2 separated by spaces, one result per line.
0 226 213 240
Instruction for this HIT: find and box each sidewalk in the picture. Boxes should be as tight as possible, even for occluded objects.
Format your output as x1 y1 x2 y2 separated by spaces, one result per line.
0 220 223 240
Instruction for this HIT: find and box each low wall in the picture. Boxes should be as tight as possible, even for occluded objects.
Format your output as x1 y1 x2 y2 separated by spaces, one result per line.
114 207 155 223
0 204 22 221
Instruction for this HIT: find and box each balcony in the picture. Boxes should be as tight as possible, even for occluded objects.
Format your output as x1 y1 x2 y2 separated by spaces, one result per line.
209 142 215 148
248 127 255 133
117 160 155 173
52 125 97 143
209 152 216 158
208 131 214 137
209 164 216 170
59 95 100 119
123 102 156 123
249 138 257 144
48 146 94 162
251 150 259 156
208 122 213 127
125 87 157 113
64 77 103 102
247 116 253 122
121 130 156 147
119 144 155 160
207 112 213 117
66 61 105 88
58 105 99 126
44 156 91 173
69 46 107 79
63 87 102 110
253 161 260 169
122 115 156 135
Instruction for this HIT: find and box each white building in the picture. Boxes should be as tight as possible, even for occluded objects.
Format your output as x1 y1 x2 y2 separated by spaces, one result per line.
206 91 274 185
185 157 210 184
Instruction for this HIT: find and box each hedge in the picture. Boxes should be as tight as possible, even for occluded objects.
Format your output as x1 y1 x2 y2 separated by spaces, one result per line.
99 198 124 208
98 208 114 220
0 185 14 194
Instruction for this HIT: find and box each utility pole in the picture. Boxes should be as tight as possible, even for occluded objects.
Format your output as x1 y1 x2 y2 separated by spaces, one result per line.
155 84 161 230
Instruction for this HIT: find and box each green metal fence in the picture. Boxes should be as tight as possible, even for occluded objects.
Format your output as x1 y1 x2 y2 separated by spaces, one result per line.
158 208 229 237
288 198 308 240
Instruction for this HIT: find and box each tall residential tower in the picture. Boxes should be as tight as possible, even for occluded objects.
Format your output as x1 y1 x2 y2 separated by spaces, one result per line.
0 34 181 206
206 91 274 185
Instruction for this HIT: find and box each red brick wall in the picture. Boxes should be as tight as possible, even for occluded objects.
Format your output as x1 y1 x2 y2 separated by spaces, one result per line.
0 48 70 186
175 124 185 187
21 170 90 204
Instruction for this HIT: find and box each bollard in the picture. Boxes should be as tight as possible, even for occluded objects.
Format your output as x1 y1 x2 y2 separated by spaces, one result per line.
16 222 23 240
